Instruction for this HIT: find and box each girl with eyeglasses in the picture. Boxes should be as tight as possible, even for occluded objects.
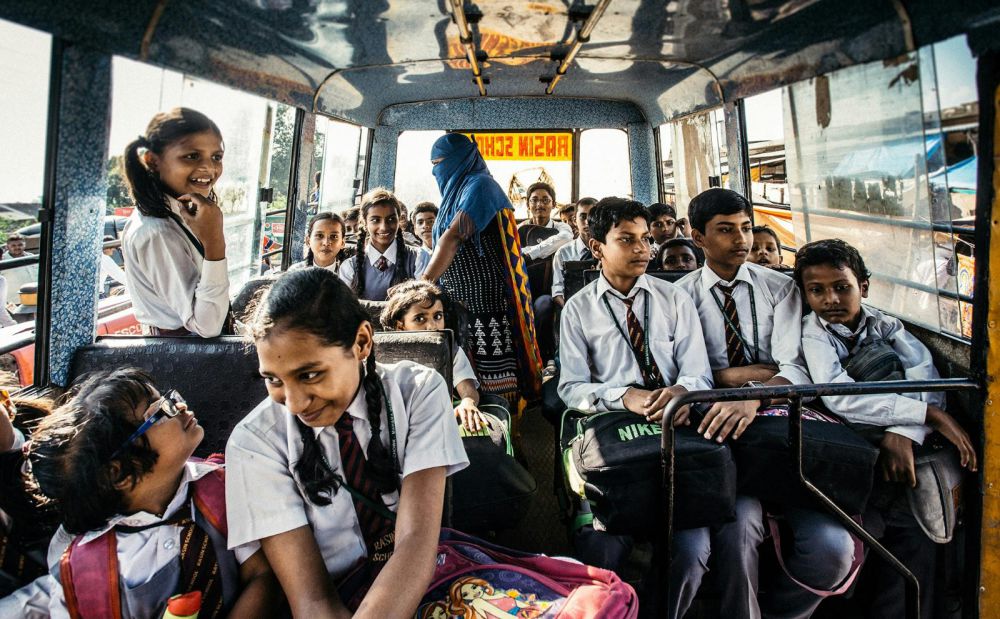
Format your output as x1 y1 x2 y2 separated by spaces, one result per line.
21 368 281 618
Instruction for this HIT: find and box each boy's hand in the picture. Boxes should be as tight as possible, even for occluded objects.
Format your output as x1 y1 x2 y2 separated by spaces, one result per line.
925 405 978 471
880 432 916 487
622 387 655 416
698 400 758 442
640 385 689 425
454 398 488 432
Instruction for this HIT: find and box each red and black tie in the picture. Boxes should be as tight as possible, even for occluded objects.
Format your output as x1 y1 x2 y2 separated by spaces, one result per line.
717 283 748 368
621 295 663 388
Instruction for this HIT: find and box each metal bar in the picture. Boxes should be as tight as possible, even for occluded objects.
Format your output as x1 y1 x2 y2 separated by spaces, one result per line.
262 248 284 259
786 396 921 618
265 208 287 217
801 206 976 236
0 256 41 271
449 0 486 96
546 0 612 95
280 109 306 271
656 378 977 617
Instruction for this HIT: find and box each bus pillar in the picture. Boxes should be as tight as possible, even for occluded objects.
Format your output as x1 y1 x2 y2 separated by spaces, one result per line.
280 109 315 269
724 100 752 205
627 121 657 204
43 42 111 387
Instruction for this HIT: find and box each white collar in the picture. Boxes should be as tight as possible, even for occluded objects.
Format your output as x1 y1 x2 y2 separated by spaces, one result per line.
700 262 753 293
365 238 397 266
819 305 874 339
596 272 651 301
313 378 371 439
78 460 222 545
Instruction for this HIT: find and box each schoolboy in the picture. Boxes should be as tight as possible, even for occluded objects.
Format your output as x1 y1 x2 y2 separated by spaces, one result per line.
677 187 854 618
411 201 438 252
520 182 573 261
795 238 976 618
552 197 598 306
558 203 578 238
559 198 746 619
648 203 679 246
749 225 783 269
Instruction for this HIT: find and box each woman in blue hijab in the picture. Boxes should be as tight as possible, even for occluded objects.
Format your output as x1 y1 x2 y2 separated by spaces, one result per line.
423 133 542 407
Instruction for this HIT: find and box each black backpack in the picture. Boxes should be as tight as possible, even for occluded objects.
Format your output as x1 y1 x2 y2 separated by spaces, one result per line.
562 409 736 535
842 336 905 382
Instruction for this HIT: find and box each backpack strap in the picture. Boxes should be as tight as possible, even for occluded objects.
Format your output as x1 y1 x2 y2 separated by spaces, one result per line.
60 531 122 619
190 456 228 538
766 514 864 597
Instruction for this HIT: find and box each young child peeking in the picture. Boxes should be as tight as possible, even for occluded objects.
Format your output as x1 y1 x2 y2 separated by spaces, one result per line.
382 280 490 432
794 238 976 618
26 368 280 619
748 225 784 269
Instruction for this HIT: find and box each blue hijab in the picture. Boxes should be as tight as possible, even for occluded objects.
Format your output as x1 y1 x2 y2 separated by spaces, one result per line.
431 133 511 247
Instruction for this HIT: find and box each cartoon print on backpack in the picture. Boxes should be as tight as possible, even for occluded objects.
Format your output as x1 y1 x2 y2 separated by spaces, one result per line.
417 575 556 618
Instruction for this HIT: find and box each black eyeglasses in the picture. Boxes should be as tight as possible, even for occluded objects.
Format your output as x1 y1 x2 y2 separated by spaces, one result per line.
110 390 186 459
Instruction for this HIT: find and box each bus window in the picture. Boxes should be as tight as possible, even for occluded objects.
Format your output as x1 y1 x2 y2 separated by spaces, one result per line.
658 124 675 207
313 116 364 214
0 19 49 383
107 57 276 292
743 89 795 263
659 107 725 219
393 129 446 211
579 129 632 201
783 36 978 337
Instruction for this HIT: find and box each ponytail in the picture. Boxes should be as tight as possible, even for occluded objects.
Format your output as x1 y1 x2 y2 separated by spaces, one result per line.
352 228 369 297
123 138 171 219
390 227 413 288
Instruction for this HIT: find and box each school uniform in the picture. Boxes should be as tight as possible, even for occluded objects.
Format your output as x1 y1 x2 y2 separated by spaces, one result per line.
45 460 259 619
558 272 728 619
453 348 479 390
225 361 468 583
289 259 340 273
551 238 593 299
337 239 430 301
122 197 230 337
801 305 940 618
521 219 573 261
677 263 855 619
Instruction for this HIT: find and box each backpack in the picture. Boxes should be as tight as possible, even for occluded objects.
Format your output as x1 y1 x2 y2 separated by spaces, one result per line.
451 398 537 533
58 456 229 619
562 409 736 535
842 336 905 382
414 528 638 618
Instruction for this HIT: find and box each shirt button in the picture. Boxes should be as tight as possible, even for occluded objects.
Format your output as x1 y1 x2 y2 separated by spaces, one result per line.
164 539 175 550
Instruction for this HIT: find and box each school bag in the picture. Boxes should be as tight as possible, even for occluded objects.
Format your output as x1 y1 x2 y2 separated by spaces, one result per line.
58 455 234 619
562 409 737 535
413 528 639 618
451 398 537 532
731 405 879 514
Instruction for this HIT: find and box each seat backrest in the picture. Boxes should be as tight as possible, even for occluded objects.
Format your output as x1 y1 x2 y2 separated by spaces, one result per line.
69 331 454 457
518 223 560 297
562 260 596 301
582 268 691 286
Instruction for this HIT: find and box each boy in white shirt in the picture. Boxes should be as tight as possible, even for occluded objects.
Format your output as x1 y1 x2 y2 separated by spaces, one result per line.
559 197 746 619
794 238 976 618
677 188 855 618
552 197 597 306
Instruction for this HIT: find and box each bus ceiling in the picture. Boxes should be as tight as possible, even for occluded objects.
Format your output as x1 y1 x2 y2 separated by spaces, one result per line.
0 1 997 128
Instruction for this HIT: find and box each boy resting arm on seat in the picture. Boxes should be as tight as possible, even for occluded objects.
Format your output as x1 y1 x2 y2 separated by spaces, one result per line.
794 238 976 484
557 198 712 424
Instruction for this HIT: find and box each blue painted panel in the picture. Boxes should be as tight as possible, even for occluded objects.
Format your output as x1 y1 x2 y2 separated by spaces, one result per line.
627 122 657 205
48 45 111 386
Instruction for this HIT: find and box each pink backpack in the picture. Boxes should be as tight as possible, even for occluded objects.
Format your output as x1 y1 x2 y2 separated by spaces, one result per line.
414 529 638 618
58 456 228 619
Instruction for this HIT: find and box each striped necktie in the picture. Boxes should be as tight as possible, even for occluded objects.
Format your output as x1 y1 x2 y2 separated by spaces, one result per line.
716 283 748 367
621 295 663 388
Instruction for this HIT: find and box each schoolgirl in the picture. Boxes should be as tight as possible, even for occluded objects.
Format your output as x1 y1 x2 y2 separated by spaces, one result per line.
338 188 430 301
24 368 279 618
381 280 488 432
226 268 468 617
290 212 347 272
121 108 230 337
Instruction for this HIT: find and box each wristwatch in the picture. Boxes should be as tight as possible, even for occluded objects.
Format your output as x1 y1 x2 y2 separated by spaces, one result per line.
741 380 770 409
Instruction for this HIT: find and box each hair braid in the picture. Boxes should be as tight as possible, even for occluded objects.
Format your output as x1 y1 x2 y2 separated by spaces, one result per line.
390 227 411 287
293 417 339 505
361 353 399 494
353 228 368 297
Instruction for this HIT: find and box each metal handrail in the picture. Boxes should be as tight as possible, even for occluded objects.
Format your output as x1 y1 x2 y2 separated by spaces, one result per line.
655 378 978 619
0 255 40 272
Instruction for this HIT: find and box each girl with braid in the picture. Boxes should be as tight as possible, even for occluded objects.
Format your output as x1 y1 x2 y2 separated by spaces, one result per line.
338 188 430 301
226 268 468 617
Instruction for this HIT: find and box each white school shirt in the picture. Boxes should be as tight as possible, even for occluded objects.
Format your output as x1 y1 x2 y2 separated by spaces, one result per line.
558 272 713 412
522 219 573 261
337 239 431 297
47 460 259 619
225 361 469 579
289 259 339 273
100 253 127 287
801 306 937 444
453 348 479 390
551 237 591 299
676 262 811 385
121 197 230 337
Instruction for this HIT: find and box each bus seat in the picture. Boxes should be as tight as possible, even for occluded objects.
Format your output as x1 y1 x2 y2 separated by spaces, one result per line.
581 269 691 286
68 331 454 457
562 260 597 301
518 224 560 298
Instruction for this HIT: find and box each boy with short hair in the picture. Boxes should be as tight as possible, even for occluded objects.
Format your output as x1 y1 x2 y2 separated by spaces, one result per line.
677 187 855 618
559 197 748 619
552 197 598 306
795 238 976 619
558 203 578 238
648 203 679 246
749 225 783 269
411 201 438 252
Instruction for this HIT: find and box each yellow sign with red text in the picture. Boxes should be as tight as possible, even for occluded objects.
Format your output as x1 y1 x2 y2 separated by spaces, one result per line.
463 132 573 161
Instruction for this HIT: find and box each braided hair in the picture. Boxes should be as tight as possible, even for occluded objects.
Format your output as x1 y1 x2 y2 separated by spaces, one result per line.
351 188 416 299
249 268 399 505
123 108 222 218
